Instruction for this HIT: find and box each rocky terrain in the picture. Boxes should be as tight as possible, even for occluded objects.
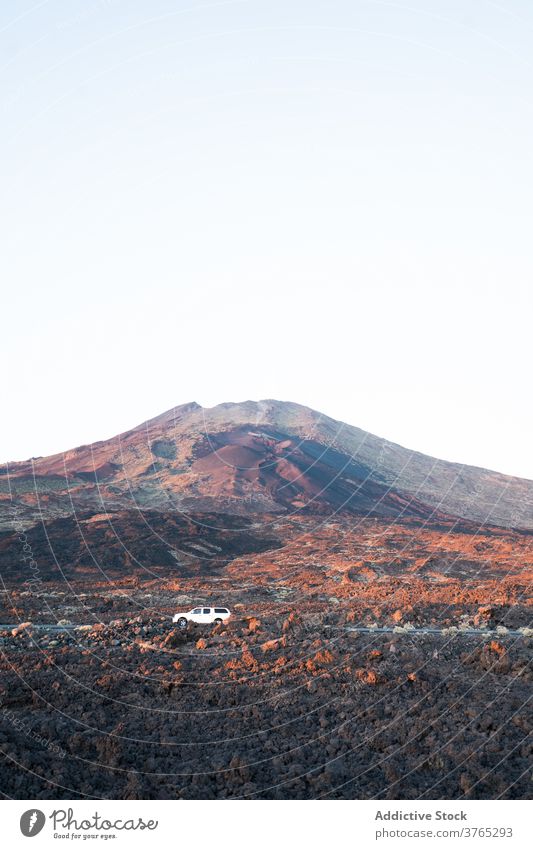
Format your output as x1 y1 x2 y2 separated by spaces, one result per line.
0 597 531 800
0 401 531 799
0 514 531 800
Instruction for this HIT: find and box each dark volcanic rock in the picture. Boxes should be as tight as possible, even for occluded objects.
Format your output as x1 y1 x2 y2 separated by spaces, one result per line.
0 511 281 580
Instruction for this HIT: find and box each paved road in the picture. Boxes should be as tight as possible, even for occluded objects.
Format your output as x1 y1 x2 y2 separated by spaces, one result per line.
0 624 81 632
1 623 530 637
346 626 528 637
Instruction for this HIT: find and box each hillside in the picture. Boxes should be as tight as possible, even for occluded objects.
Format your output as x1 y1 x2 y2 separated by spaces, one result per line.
1 399 532 532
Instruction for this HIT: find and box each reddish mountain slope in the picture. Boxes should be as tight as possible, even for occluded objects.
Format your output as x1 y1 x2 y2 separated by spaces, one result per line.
1 399 532 531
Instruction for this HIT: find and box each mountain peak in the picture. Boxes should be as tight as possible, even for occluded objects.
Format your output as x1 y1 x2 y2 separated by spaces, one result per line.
1 399 532 532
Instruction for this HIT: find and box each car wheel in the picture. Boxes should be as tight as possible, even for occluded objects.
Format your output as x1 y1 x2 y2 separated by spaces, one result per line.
214 618 222 624
177 617 188 630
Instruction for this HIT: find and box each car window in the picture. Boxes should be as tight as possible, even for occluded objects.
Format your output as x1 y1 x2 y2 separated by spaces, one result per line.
203 608 210 614
192 608 201 614
215 608 228 613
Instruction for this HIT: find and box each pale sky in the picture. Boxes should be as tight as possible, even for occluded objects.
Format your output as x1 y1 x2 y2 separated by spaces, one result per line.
1 1 532 478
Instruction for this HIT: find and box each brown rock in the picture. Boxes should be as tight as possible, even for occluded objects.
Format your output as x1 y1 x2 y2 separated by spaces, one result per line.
355 668 378 684
11 622 33 637
282 611 302 633
488 640 505 656
261 638 283 653
161 629 186 649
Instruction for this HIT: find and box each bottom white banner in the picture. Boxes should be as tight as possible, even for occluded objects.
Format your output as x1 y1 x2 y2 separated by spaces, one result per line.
2 799 531 849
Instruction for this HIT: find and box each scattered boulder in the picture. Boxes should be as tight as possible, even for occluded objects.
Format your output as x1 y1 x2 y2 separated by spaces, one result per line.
282 611 302 633
261 638 284 653
245 617 261 634
161 629 187 649
11 622 33 637
355 668 379 685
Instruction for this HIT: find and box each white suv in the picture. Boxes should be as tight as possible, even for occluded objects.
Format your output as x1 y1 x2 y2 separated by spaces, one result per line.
172 606 231 629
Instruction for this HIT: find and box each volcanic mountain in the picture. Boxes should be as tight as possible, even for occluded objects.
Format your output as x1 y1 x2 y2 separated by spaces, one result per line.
3 402 532 804
2 399 532 532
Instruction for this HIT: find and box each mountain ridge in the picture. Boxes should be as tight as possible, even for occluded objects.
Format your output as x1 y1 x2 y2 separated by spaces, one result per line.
1 399 532 531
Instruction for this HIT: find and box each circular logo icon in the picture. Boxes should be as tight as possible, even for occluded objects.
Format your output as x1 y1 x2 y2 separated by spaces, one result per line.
20 810 46 837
